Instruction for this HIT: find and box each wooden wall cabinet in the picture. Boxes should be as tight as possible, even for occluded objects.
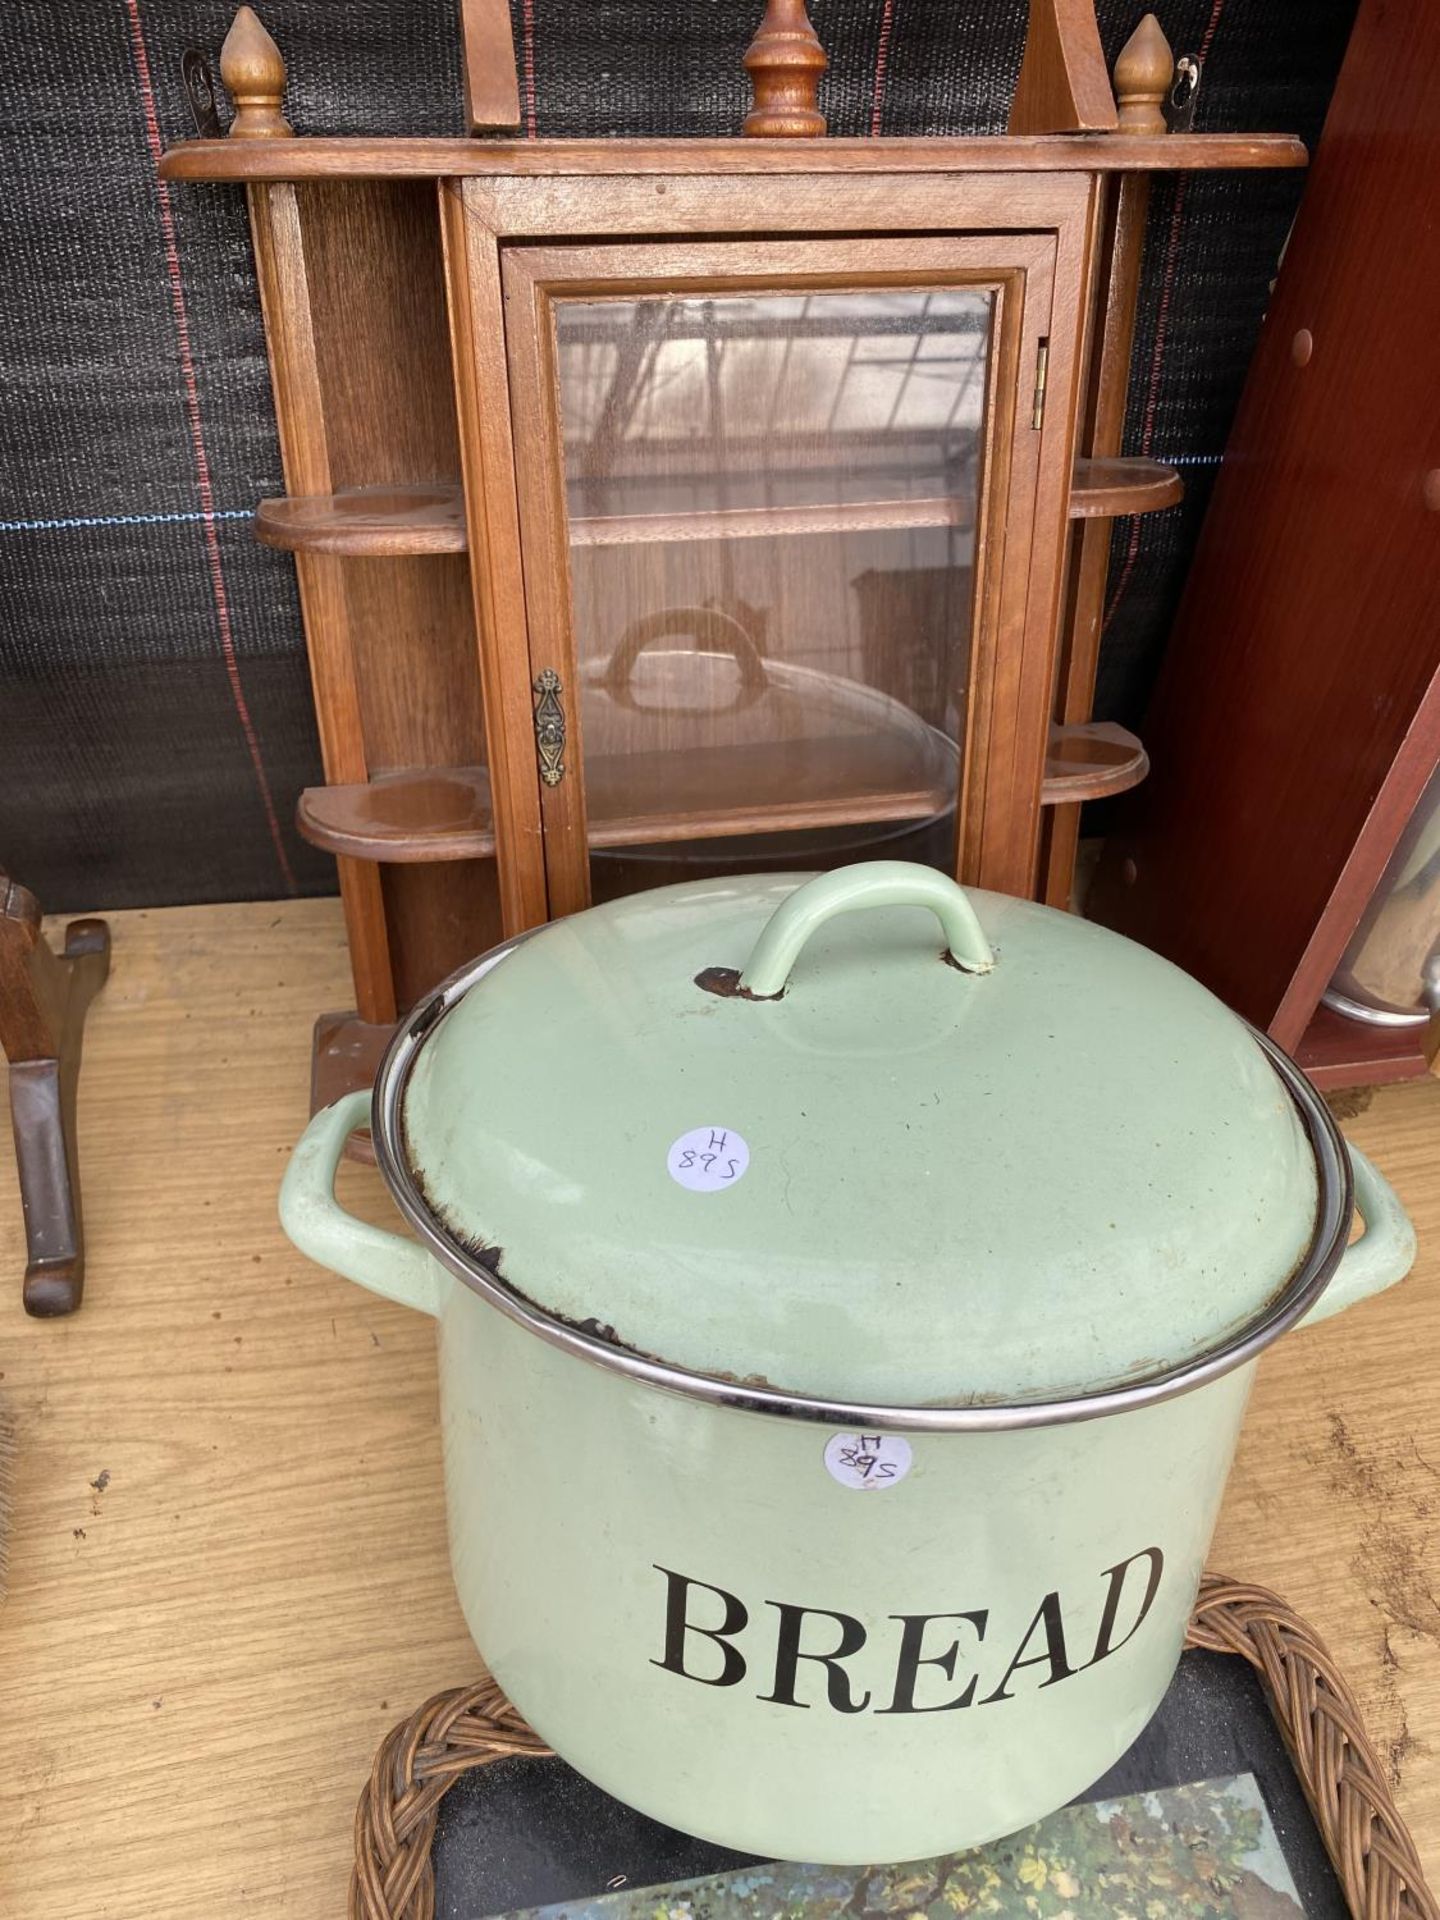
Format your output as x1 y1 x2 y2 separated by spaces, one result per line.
162 2 1304 1117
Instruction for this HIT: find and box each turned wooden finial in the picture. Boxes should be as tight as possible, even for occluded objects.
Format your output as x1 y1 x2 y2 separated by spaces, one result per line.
220 6 292 138
742 0 827 138
1114 13 1174 134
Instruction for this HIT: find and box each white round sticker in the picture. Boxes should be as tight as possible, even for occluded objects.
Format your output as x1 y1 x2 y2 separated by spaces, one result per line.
667 1126 750 1193
824 1432 913 1491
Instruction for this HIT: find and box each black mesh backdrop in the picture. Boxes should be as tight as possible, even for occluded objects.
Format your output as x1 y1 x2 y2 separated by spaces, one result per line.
1 0 1355 911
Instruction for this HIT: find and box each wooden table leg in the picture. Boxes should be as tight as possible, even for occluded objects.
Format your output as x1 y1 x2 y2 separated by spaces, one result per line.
1 876 111 1316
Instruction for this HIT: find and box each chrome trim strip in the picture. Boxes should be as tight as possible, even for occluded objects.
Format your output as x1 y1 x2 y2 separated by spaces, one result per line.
372 940 1354 1433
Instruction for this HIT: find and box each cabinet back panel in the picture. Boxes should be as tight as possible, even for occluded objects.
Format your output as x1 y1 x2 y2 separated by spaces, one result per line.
382 859 503 1007
343 554 486 772
298 180 462 488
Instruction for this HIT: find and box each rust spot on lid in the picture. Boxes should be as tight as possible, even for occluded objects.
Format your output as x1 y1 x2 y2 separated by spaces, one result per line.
694 964 780 1002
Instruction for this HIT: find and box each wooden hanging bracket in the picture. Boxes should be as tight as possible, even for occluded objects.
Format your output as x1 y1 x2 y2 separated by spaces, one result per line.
1008 0 1119 135
460 0 522 134
1 876 111 1316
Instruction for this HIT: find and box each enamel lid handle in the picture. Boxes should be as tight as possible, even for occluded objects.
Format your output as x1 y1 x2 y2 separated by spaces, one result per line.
739 862 996 999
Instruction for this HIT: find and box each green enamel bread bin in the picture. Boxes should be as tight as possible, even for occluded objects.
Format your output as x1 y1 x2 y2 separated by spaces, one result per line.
280 862 1416 1864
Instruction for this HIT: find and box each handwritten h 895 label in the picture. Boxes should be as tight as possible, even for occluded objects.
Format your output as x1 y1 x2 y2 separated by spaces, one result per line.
667 1127 750 1193
824 1432 913 1490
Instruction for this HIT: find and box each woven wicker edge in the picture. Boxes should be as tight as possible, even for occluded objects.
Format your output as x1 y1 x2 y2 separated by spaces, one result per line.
351 1574 1439 1920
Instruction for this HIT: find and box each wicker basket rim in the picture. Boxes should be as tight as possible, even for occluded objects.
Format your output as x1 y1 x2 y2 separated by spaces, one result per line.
350 1573 1439 1920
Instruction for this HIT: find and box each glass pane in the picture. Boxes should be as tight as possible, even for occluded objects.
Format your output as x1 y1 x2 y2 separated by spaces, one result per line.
552 286 992 900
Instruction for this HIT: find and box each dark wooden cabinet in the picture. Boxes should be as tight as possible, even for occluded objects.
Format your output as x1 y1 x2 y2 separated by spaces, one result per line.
1090 0 1440 1090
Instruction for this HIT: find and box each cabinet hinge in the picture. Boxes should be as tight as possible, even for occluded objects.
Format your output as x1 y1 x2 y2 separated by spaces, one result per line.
1031 337 1050 431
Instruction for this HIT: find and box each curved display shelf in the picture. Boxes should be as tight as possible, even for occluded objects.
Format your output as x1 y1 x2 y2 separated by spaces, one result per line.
258 463 1176 561
256 484 466 556
299 768 498 863
571 495 975 547
1042 721 1149 803
297 763 955 863
1069 457 1182 518
297 722 1147 864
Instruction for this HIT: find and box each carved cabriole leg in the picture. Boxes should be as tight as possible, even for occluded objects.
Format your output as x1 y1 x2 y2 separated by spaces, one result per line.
310 1012 396 1165
1 877 111 1316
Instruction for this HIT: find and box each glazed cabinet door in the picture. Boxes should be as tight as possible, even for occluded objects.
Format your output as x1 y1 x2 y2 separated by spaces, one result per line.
502 235 1063 916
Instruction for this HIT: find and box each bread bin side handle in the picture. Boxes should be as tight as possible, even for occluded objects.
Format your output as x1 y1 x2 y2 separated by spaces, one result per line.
1299 1143 1416 1328
279 1089 442 1318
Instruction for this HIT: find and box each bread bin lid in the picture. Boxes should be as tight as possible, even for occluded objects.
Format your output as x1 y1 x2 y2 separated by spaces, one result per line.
391 864 1332 1410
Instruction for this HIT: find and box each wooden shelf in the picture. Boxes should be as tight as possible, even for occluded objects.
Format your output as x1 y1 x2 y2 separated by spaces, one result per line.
255 467 1175 559
160 133 1308 185
256 484 466 555
1068 457 1182 519
296 720 1146 865
298 756 954 864
1041 721 1148 802
299 768 499 863
1295 1002 1433 1092
572 494 974 547
255 487 975 557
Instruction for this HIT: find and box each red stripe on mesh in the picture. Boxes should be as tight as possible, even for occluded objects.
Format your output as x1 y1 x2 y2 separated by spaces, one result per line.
522 0 538 138
870 0 897 137
123 0 298 893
